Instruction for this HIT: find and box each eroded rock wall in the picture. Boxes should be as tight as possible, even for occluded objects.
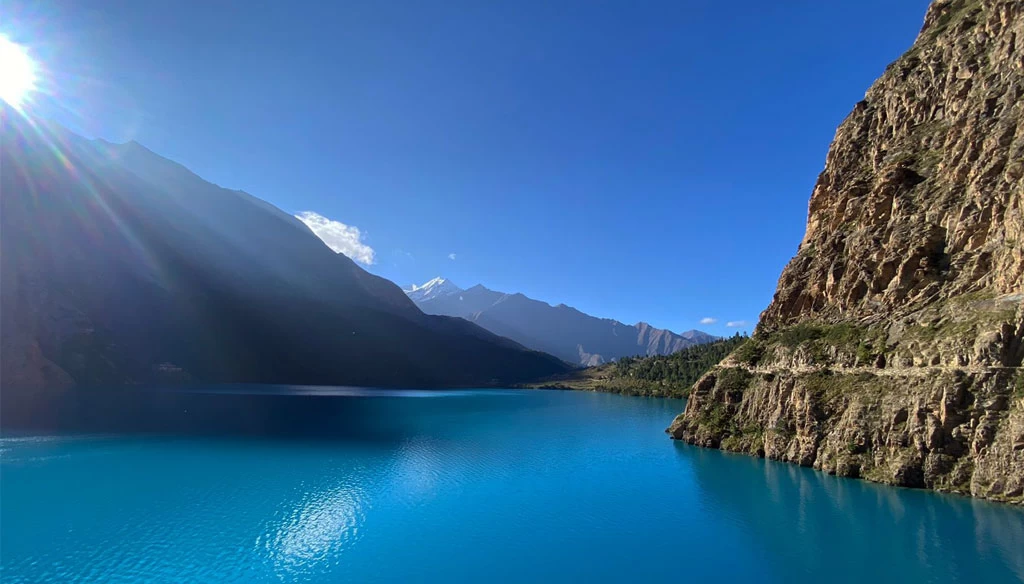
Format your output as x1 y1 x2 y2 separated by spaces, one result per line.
670 0 1024 503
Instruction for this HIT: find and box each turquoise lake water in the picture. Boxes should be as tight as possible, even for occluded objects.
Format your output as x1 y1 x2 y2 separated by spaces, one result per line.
2 388 1023 583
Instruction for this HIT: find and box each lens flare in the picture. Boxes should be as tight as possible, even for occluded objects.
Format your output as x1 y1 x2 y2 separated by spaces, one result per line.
0 35 37 108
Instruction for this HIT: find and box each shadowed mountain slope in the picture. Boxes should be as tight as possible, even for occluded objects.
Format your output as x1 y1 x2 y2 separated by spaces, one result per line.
0 109 569 394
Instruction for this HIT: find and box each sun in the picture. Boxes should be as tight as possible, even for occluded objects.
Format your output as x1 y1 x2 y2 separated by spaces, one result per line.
0 35 37 108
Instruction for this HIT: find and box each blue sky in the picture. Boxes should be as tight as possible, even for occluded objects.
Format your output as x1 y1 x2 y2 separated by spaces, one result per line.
6 0 931 336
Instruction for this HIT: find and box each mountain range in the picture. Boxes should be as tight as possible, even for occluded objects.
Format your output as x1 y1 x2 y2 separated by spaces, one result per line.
403 278 716 366
0 106 570 393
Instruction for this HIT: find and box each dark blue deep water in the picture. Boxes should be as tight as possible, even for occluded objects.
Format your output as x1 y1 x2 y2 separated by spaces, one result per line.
2 388 1023 583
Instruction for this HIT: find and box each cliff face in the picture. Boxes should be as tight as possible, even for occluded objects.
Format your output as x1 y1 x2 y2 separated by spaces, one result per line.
669 0 1024 503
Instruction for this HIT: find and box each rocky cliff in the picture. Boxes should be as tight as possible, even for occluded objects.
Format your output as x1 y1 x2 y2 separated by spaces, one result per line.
668 0 1024 503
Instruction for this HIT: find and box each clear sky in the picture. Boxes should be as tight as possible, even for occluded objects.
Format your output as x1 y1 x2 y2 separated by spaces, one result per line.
5 0 931 336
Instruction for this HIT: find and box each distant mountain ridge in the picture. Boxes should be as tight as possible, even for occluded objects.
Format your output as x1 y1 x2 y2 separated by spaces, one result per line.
0 108 570 395
405 278 716 365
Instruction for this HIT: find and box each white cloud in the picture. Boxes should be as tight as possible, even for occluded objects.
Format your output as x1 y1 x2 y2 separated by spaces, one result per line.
726 320 749 328
295 211 375 265
699 317 718 325
448 253 457 260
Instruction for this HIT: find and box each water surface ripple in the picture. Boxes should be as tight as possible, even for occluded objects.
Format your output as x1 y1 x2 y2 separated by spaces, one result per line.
1 388 1022 583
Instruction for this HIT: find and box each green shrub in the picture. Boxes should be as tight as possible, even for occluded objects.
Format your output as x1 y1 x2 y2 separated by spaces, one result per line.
717 367 753 393
697 402 731 434
776 324 825 347
772 418 794 438
733 338 766 366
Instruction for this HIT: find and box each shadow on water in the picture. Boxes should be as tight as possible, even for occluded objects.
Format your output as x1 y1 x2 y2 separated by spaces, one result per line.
0 385 538 446
677 442 1024 583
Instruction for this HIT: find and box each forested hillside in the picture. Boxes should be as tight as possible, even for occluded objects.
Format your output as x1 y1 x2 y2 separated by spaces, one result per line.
532 334 748 398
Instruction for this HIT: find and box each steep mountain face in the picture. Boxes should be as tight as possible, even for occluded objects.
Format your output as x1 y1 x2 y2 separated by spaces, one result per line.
669 0 1024 503
0 110 569 396
407 278 715 365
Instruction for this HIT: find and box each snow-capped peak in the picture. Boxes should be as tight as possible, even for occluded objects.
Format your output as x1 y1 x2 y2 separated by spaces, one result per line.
405 276 449 292
403 277 463 303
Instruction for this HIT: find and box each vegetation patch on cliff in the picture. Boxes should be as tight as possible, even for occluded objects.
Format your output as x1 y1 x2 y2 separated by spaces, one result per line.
733 322 888 368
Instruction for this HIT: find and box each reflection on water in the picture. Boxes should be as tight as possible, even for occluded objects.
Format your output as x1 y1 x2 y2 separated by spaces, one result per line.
261 480 365 578
2 388 1022 583
179 385 517 397
683 444 1024 583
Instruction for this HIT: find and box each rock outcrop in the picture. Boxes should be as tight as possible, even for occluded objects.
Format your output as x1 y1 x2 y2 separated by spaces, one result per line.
668 0 1024 503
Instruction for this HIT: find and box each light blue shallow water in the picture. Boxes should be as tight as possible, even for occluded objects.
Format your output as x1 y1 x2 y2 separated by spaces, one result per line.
2 389 1023 583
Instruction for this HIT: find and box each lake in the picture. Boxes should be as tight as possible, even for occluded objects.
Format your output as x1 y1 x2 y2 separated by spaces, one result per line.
1 388 1022 583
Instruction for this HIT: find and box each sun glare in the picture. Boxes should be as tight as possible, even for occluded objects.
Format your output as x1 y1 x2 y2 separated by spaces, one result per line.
0 35 37 108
